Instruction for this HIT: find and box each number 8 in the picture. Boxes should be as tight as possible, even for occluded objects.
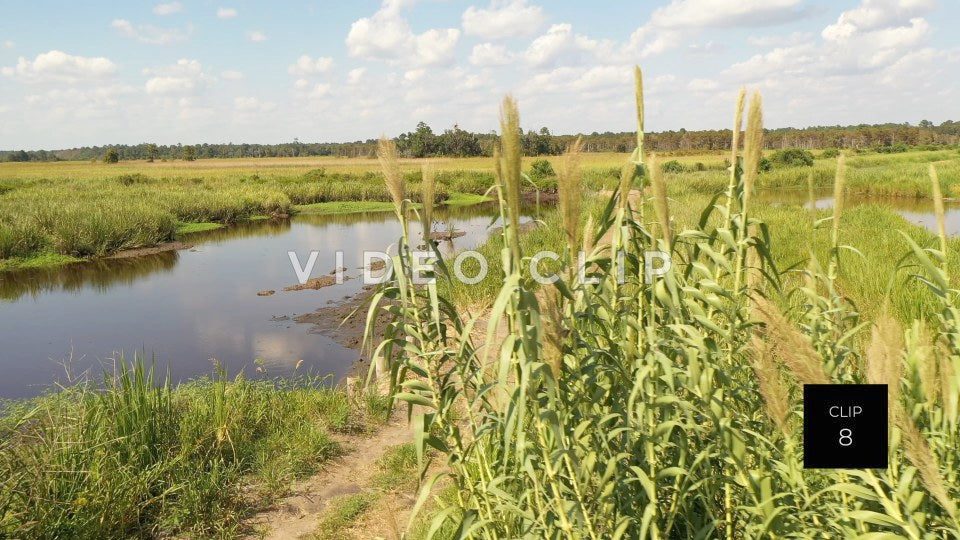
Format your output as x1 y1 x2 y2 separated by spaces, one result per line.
838 428 853 447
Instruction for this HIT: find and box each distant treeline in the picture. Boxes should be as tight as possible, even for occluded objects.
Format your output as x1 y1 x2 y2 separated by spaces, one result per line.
4 119 960 162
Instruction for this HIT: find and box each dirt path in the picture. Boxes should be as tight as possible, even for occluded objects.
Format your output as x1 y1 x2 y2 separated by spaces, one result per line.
245 412 414 539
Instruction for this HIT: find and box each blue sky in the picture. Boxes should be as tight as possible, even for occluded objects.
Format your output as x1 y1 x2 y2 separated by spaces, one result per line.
1 0 958 150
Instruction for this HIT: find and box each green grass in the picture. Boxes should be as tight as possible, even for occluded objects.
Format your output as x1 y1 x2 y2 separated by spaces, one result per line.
3 151 951 270
311 493 378 540
293 200 398 215
0 252 82 271
370 443 420 492
0 358 379 539
442 191 493 206
175 221 224 234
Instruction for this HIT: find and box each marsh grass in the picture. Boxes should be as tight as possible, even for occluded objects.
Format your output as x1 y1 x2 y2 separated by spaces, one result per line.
0 357 379 538
367 67 960 538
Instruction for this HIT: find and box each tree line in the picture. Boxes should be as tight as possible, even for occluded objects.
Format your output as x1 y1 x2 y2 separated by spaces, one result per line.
3 119 959 162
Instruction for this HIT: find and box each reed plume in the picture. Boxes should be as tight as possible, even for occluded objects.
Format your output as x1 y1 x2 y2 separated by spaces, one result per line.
828 154 846 281
377 137 404 217
647 153 671 247
559 137 583 262
634 66 644 158
930 164 947 261
865 312 903 406
749 335 792 434
753 296 829 385
499 95 523 264
617 161 635 216
725 88 746 215
741 92 763 215
540 286 566 379
898 409 958 519
420 164 436 242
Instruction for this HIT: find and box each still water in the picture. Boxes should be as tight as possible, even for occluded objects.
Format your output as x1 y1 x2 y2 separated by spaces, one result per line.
0 205 518 398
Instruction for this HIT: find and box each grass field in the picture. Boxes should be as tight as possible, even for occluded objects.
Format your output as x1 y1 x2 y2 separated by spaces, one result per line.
1 149 958 271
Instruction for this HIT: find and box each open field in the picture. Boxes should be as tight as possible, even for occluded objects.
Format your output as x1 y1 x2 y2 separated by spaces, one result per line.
1 149 958 270
0 153 632 180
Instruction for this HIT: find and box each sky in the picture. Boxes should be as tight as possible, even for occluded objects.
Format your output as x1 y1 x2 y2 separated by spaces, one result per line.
0 0 958 150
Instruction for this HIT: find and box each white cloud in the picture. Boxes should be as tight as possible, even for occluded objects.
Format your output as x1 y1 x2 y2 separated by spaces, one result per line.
649 0 805 29
687 78 719 91
143 58 210 94
629 0 806 58
346 0 460 66
111 18 190 44
153 2 183 16
2 41 13 49
523 24 617 67
248 30 267 43
234 96 275 112
470 43 513 66
1 50 117 83
404 68 426 82
145 76 195 94
217 7 238 19
822 0 934 40
221 70 244 80
288 55 334 76
748 31 812 48
310 83 331 99
462 0 545 40
347 67 366 84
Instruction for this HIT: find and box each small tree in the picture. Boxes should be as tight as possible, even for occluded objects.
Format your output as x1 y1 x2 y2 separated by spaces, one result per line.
103 148 119 164
146 143 158 163
182 146 196 161
770 148 814 167
661 160 685 173
528 159 556 180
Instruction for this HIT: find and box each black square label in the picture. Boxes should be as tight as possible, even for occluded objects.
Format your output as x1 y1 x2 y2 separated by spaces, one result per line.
803 384 888 469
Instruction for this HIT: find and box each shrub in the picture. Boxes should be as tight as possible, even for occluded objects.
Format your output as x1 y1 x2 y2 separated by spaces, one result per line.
821 148 840 158
103 149 119 164
660 159 685 173
528 159 556 180
875 143 909 153
771 148 815 167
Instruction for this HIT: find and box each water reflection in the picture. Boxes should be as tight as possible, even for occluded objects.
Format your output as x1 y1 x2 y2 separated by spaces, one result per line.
0 204 520 398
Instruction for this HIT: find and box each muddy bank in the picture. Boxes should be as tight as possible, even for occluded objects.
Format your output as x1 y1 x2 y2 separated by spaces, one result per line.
294 287 390 379
106 241 193 259
283 274 352 291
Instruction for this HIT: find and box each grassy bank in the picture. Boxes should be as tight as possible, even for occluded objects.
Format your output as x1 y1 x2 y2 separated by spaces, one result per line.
2 150 954 270
0 360 386 539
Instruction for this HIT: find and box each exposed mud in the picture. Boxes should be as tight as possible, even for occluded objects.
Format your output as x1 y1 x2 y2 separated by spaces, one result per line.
294 287 390 377
283 274 352 291
428 230 466 240
490 220 541 236
106 241 193 259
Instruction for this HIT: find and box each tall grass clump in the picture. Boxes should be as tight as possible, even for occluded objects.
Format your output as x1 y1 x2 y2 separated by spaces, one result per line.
366 67 960 538
0 358 375 538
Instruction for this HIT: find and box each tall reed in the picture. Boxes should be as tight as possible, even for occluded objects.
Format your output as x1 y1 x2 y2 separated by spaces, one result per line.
367 66 960 539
